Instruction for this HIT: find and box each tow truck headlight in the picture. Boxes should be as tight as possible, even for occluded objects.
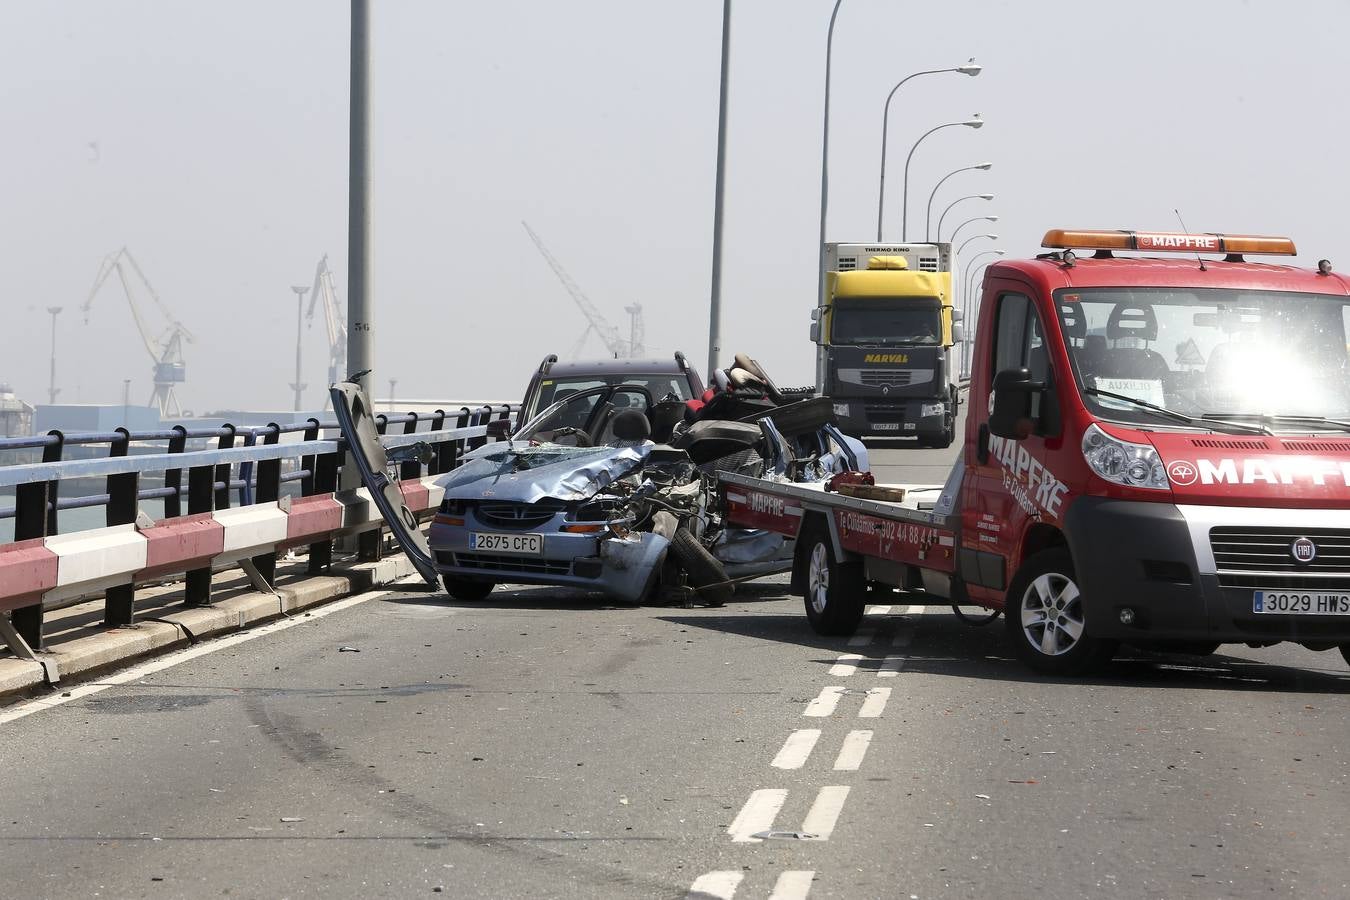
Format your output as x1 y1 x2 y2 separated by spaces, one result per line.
1081 423 1169 490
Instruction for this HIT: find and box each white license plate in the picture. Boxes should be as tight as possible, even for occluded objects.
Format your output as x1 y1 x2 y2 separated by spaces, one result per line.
469 532 543 555
1253 590 1350 616
872 423 900 431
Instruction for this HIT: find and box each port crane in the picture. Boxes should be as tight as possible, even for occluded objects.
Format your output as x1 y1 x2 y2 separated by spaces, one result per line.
304 254 347 409
521 222 644 358
81 247 195 417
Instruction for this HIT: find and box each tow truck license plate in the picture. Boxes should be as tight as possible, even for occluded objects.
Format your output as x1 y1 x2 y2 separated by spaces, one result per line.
1253 591 1350 615
470 532 543 555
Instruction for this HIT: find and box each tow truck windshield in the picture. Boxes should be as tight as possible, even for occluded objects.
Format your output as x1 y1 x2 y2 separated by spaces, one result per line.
831 298 942 346
1058 287 1350 427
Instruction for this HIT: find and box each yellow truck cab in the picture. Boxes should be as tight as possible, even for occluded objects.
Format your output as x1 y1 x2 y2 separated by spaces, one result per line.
811 242 962 446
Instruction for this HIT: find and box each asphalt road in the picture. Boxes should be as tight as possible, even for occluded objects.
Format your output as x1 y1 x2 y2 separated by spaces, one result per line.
0 437 1347 899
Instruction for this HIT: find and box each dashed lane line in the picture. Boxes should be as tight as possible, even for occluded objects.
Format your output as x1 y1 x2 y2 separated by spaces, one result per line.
832 730 873 771
858 687 891 718
890 630 913 648
728 789 789 843
771 729 822 770
802 685 846 717
877 655 905 677
800 786 851 841
846 628 876 647
864 604 892 615
827 653 863 677
769 870 816 900
686 871 743 899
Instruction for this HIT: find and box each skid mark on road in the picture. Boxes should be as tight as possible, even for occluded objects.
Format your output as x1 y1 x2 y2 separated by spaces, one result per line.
832 730 873 771
771 729 822 770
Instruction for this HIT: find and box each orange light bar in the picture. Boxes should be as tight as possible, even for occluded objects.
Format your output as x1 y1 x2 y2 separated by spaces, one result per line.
1042 229 1296 256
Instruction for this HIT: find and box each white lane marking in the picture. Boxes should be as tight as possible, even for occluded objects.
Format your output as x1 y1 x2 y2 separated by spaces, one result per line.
833 730 873 771
0 577 421 726
864 605 892 616
904 604 927 615
801 786 850 841
728 789 788 843
877 655 905 677
771 729 821 770
858 687 891 718
803 686 846 717
686 871 743 899
828 653 862 677
846 628 876 648
890 630 913 648
769 870 816 900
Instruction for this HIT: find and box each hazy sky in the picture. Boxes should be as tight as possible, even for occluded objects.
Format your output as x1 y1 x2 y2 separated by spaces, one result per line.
3 0 1347 414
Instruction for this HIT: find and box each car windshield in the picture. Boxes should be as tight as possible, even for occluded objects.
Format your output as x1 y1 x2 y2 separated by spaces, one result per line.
832 298 942 345
515 386 652 445
525 374 689 420
1057 287 1350 425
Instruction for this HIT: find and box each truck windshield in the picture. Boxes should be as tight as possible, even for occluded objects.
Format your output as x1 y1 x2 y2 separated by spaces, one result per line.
831 298 941 346
1056 287 1350 426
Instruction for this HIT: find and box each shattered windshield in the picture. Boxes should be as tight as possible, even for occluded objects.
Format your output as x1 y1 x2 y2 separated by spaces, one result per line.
1057 287 1350 425
832 297 942 345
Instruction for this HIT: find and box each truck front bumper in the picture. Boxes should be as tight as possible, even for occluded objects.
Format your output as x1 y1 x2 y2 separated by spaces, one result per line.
829 397 950 440
1065 499 1350 646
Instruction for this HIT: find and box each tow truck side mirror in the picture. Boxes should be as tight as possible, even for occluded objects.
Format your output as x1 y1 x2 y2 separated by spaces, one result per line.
988 367 1043 439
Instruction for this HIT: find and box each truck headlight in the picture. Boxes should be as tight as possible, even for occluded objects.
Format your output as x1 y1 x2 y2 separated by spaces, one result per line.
832 402 849 417
1081 423 1168 490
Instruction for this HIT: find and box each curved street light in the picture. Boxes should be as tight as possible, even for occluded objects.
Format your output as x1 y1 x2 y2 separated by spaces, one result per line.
925 163 991 241
816 0 845 308
945 214 999 246
901 114 983 241
937 194 993 241
875 60 982 240
957 232 997 257
960 249 1006 378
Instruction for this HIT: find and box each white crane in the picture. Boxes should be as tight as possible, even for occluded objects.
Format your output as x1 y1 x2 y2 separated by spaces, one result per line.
521 221 644 358
304 254 347 409
81 247 195 417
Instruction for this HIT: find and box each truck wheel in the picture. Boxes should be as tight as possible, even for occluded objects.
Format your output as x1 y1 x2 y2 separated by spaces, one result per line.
442 574 494 602
1005 548 1116 674
801 528 866 635
671 528 732 608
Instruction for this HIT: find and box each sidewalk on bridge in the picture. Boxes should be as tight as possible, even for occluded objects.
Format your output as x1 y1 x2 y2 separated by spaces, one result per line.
0 546 422 699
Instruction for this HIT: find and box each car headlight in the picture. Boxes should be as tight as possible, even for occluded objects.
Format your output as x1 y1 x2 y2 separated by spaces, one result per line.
1081 423 1169 490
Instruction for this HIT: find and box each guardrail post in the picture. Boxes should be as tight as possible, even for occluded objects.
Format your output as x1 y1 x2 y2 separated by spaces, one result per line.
399 412 422 481
163 425 187 519
450 407 471 472
469 406 492 451
429 409 448 475
307 418 337 574
103 427 139 627
183 463 216 607
10 430 64 649
250 424 283 586
214 424 236 511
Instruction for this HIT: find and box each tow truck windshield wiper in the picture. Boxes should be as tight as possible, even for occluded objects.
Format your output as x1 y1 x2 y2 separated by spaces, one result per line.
1083 388 1269 435
1202 413 1350 434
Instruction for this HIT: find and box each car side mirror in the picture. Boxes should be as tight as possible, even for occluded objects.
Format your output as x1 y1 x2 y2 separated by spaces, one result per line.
485 419 513 440
809 322 821 343
988 367 1043 439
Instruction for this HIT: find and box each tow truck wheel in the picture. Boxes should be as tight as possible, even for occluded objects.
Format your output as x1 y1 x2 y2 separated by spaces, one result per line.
1005 548 1117 675
442 574 494 602
801 528 866 635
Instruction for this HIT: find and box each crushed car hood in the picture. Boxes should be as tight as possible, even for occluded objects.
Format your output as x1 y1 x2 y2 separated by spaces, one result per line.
437 441 653 504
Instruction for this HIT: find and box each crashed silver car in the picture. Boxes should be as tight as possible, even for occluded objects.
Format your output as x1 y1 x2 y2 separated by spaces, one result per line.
427 363 867 606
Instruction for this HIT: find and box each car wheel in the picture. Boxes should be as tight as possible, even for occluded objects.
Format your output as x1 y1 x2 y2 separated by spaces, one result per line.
670 528 732 607
800 526 865 636
442 574 494 602
1005 547 1116 675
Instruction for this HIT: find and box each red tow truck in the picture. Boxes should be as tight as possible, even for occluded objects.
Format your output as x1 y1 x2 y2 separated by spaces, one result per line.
725 228 1350 674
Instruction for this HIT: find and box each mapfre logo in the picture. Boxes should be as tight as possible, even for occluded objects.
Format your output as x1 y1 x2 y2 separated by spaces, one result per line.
1166 460 1198 486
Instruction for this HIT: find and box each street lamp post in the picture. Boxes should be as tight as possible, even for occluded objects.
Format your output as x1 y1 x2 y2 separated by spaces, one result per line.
901 114 983 241
874 60 982 241
46 306 63 406
956 232 997 257
348 0 373 393
925 163 991 241
706 0 732 377
816 0 844 308
960 249 1005 378
937 194 993 241
290 285 310 412
947 214 998 246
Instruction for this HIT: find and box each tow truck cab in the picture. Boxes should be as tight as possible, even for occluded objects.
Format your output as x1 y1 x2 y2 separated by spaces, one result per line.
967 228 1350 668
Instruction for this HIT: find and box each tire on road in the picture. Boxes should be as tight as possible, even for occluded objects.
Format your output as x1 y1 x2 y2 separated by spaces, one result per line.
1004 547 1117 675
670 528 732 608
799 523 866 636
442 574 495 602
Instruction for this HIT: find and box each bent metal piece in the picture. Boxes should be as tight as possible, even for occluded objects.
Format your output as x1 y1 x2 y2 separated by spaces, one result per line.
330 382 440 587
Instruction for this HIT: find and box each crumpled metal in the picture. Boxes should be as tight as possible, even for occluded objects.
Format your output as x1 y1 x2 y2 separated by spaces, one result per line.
437 441 653 504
